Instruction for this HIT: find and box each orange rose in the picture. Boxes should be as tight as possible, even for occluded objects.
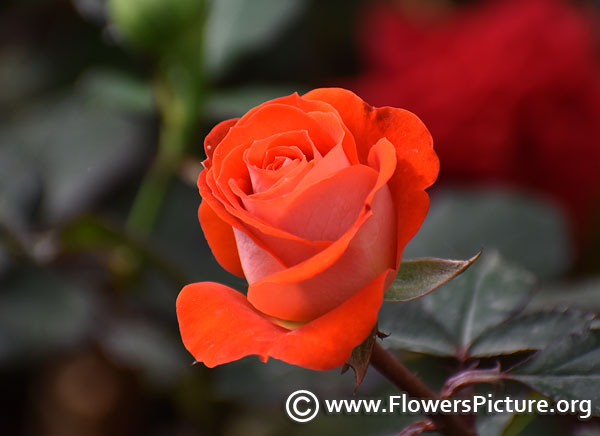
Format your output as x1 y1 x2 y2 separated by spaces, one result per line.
176 88 438 370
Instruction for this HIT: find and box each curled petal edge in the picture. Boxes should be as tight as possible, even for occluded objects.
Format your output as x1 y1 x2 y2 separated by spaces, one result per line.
176 269 393 371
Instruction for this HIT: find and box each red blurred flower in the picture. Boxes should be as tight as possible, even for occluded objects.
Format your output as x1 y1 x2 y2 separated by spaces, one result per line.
349 0 600 246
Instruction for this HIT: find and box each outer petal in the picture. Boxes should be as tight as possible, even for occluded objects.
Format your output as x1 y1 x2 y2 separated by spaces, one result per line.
304 88 439 266
203 118 239 168
198 200 244 277
176 269 392 370
303 87 438 188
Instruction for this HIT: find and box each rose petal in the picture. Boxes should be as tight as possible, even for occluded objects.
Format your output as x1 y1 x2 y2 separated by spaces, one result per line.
294 141 351 190
198 92 369 269
232 92 359 165
212 104 343 178
245 130 316 166
268 269 393 369
198 200 244 277
244 130 316 194
232 226 286 284
243 139 348 204
304 88 439 265
266 164 378 241
303 87 438 186
217 149 367 269
176 269 392 370
203 118 239 169
247 182 395 321
205 141 358 270
245 139 398 321
306 110 353 161
232 165 378 280
200 170 329 269
247 150 307 195
250 138 396 284
203 168 322 246
199 171 290 267
234 143 354 233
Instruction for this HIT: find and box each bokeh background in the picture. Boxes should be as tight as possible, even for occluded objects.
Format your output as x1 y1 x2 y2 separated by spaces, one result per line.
1 0 600 435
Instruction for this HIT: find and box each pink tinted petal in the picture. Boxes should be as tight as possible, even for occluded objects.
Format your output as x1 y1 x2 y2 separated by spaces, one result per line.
212 104 340 178
234 143 356 237
274 165 377 241
236 226 330 271
240 164 377 241
233 227 285 283
244 141 348 203
246 139 398 321
202 169 331 269
247 182 395 321
199 170 294 267
246 151 307 195
218 174 317 243
243 161 316 201
294 141 351 190
245 130 315 166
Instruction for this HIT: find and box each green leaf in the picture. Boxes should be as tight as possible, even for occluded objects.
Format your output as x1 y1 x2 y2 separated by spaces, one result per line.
507 329 600 417
404 189 572 279
378 300 456 357
425 251 535 357
526 278 600 313
385 252 480 302
379 251 536 359
469 311 595 357
203 0 304 77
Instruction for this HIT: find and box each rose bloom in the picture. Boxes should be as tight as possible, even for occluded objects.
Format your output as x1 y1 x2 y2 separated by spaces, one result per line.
176 88 438 370
349 0 600 247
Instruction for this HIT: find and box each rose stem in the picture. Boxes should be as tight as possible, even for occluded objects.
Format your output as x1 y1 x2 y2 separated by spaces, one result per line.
370 343 475 436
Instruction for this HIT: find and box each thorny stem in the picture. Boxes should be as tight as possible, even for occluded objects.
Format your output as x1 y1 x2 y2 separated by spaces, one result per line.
370 343 476 436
